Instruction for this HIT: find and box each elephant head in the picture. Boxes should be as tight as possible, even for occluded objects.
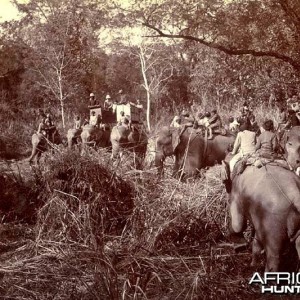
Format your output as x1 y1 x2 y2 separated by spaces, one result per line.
154 127 182 176
67 128 82 149
155 126 235 179
110 125 147 167
28 130 62 163
284 126 300 172
80 125 111 154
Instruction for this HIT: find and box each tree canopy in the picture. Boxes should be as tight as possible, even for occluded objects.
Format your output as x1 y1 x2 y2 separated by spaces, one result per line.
1 0 300 128
126 0 300 71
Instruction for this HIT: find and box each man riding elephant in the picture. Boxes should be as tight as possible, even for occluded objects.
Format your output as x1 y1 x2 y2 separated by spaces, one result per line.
155 126 235 179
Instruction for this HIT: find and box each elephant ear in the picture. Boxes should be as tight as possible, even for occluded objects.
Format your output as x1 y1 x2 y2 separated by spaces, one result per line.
171 128 182 152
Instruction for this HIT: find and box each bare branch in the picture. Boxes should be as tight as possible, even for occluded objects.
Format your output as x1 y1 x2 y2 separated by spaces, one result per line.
142 22 300 71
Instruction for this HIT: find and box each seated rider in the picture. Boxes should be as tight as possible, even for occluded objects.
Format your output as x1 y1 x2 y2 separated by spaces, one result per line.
89 111 99 127
249 114 260 134
44 112 56 142
256 119 278 159
198 112 210 127
229 120 256 172
37 118 47 136
239 102 253 126
180 110 194 125
207 109 221 139
228 116 239 133
74 115 81 129
118 111 131 128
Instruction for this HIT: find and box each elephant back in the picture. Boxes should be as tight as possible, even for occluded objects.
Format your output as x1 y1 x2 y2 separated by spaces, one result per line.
67 128 81 137
111 125 131 142
82 124 95 132
111 125 147 153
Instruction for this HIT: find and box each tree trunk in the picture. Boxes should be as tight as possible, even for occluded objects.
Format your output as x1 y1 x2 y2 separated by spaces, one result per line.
146 89 151 131
61 101 65 128
139 47 151 131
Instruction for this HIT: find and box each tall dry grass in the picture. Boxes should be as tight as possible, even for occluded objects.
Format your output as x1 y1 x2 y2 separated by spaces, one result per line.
0 147 264 299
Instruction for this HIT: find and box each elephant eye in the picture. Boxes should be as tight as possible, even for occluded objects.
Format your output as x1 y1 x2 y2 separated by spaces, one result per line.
288 142 293 146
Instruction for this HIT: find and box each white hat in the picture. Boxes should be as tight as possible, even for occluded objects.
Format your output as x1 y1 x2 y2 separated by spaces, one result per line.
90 93 95 97
106 94 111 99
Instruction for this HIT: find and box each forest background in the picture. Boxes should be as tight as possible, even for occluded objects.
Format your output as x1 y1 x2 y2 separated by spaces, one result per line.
1 0 300 155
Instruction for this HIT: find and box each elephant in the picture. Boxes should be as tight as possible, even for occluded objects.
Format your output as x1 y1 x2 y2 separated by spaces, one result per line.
80 124 111 154
28 130 61 163
283 126 300 172
110 124 148 167
154 126 235 179
67 128 82 149
227 164 300 272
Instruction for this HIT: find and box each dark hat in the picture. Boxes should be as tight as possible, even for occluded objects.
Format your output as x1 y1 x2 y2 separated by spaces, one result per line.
205 111 211 118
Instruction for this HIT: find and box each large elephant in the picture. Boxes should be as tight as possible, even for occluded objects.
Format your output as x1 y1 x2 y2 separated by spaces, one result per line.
28 130 61 163
80 124 111 154
155 126 235 178
110 125 148 166
227 164 300 272
67 128 82 149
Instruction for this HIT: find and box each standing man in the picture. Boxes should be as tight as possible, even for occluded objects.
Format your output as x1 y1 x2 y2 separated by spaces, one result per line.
104 94 113 109
89 93 96 106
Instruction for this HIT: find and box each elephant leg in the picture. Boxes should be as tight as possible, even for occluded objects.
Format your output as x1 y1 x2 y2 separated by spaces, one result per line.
264 232 282 272
81 140 88 155
36 151 42 164
155 152 166 177
132 151 142 170
265 250 280 272
111 141 120 160
28 146 37 163
182 154 201 178
251 233 263 267
229 195 247 248
230 197 246 233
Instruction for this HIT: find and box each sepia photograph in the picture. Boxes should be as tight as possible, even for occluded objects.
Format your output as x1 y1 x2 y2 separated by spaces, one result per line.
0 0 300 298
